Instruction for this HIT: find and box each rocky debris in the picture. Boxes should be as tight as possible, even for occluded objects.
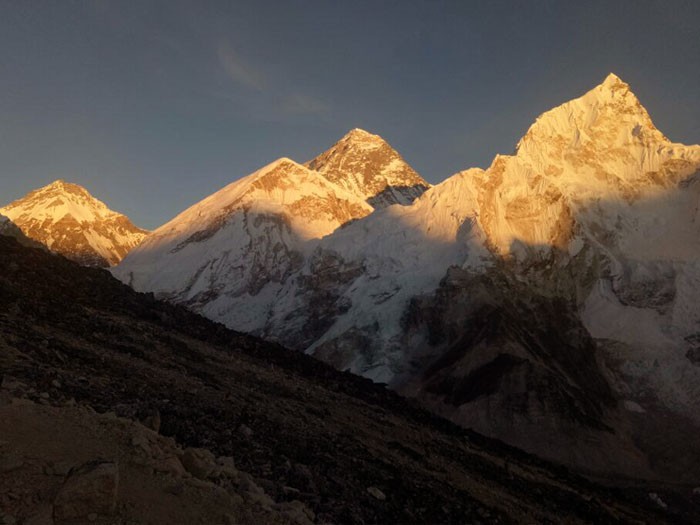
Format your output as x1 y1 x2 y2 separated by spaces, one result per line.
686 347 700 366
44 461 72 477
53 460 119 522
288 463 316 493
0 513 17 525
649 492 668 509
0 396 304 525
181 448 216 480
275 499 316 525
152 455 187 479
0 452 24 474
367 486 386 501
213 456 238 480
238 424 254 439
141 408 161 432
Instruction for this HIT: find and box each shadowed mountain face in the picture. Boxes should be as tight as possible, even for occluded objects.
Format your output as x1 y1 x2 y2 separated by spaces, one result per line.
2 235 690 524
0 180 147 267
112 74 700 484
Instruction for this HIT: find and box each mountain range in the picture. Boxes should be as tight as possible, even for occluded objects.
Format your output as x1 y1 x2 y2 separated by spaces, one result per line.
4 73 700 486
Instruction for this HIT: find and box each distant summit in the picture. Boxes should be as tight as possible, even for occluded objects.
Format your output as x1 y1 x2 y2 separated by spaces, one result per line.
307 128 429 208
516 72 667 164
0 180 148 267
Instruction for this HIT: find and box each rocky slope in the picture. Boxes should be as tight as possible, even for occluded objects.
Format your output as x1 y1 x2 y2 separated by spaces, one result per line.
0 180 148 267
113 74 700 482
2 234 696 524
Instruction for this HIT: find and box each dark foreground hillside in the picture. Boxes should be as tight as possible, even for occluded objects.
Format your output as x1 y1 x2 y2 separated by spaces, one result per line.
0 235 691 524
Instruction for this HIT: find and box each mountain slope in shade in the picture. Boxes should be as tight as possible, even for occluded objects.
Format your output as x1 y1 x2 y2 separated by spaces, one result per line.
3 234 684 525
307 128 429 207
0 180 147 267
113 75 700 481
274 73 700 478
119 74 700 480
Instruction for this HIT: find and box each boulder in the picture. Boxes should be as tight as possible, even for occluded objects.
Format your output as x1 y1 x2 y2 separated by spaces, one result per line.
53 460 119 522
181 448 216 480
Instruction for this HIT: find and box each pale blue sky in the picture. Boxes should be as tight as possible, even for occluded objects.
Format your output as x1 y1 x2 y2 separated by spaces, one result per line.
1 1 698 229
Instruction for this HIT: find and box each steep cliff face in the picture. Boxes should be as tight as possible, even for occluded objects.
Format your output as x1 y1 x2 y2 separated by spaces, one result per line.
0 180 147 267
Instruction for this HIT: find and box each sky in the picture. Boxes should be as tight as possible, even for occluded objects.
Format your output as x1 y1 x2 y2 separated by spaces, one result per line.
0 0 699 229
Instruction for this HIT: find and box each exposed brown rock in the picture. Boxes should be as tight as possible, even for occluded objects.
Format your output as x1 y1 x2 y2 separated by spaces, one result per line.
53 460 119 522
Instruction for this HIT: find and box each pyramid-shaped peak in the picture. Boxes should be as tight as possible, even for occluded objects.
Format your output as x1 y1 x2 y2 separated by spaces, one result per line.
345 128 380 139
0 179 147 267
601 72 627 88
254 157 310 178
590 73 657 120
339 128 387 147
243 157 323 191
265 157 299 169
515 72 667 161
41 179 91 196
307 129 428 208
594 72 638 101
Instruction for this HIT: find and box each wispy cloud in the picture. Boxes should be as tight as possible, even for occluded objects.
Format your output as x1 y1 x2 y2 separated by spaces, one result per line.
214 41 330 120
282 94 331 116
217 41 265 91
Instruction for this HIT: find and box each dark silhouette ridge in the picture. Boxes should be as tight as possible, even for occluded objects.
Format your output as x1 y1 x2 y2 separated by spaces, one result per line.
1 234 692 523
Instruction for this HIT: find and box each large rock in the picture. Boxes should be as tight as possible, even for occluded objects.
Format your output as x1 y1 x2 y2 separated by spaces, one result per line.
53 460 119 522
181 447 216 480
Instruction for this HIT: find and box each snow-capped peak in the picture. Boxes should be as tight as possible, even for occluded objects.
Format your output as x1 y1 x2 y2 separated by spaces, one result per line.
147 157 374 244
513 73 679 181
0 180 147 267
601 72 626 88
45 178 81 191
337 128 386 150
306 129 429 207
2 179 115 223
